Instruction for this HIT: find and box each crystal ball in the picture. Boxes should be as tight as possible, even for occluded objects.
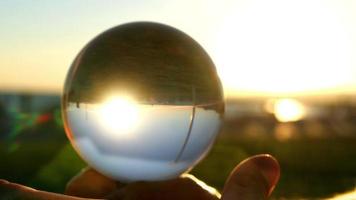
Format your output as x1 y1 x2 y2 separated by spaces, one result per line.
62 22 224 182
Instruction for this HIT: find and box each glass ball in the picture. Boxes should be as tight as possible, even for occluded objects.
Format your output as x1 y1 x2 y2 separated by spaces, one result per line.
62 22 224 182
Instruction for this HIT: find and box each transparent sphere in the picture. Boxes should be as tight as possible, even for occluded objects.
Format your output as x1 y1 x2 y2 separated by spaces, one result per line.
62 22 224 182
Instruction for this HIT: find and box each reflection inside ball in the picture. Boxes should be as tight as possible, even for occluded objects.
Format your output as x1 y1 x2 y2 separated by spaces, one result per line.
62 22 224 182
98 96 139 133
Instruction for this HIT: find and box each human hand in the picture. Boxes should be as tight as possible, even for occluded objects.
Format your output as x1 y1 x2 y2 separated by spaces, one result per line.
0 154 280 200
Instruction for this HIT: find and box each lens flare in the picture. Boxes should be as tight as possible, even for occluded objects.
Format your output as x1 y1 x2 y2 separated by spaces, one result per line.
274 98 306 122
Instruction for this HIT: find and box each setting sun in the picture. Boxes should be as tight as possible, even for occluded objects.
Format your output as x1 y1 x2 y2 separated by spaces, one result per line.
98 96 139 133
273 98 306 122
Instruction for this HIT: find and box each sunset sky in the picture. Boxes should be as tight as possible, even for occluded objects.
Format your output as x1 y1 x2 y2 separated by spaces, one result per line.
1 0 356 97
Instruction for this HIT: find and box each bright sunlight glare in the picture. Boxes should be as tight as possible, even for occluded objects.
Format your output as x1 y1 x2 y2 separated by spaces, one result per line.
213 0 354 95
273 98 306 122
98 96 139 134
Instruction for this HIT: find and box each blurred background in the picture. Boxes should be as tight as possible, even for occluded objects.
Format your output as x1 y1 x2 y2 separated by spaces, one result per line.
0 0 356 199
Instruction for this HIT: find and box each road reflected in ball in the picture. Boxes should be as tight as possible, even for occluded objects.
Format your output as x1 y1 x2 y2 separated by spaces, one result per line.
62 22 224 182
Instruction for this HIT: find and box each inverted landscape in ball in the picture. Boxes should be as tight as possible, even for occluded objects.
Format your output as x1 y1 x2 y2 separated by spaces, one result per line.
62 22 224 182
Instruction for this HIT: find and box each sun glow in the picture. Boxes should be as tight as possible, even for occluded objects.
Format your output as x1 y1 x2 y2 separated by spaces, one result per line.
213 0 354 96
273 98 306 122
98 96 139 133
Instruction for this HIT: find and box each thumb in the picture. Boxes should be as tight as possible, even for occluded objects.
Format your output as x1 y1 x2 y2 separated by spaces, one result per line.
221 154 280 200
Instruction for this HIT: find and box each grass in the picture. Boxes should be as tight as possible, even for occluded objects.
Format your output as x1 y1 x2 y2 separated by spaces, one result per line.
193 135 356 198
1 123 356 198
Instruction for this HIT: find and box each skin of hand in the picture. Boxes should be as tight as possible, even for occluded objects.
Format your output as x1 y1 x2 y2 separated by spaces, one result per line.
0 154 280 200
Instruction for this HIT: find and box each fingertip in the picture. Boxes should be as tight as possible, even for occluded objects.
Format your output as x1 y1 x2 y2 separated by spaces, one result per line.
65 167 118 198
248 154 280 196
221 154 280 200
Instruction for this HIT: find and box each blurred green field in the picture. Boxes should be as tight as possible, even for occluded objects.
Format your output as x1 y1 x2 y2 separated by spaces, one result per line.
1 122 356 199
193 135 356 198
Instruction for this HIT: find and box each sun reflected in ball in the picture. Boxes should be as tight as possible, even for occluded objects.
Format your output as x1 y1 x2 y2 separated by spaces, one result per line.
98 96 139 133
